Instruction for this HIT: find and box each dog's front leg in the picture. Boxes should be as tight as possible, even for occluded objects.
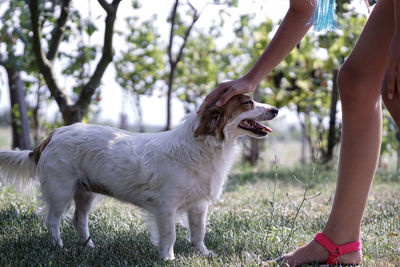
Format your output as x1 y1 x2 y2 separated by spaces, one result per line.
156 208 177 260
188 201 211 256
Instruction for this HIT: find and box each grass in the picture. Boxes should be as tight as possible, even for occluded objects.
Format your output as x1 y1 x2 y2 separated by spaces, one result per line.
0 164 399 266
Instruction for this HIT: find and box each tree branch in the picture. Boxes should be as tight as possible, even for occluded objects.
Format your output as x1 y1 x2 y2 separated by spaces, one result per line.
28 0 70 111
168 0 179 65
175 4 199 64
98 0 113 14
77 0 121 111
47 0 72 61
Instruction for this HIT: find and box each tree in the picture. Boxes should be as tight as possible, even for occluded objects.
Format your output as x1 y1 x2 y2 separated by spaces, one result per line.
165 0 200 130
164 0 238 130
115 9 165 132
28 0 121 125
175 30 221 113
0 1 34 149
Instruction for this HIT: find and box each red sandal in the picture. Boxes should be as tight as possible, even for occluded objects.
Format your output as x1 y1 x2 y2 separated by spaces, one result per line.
314 232 362 265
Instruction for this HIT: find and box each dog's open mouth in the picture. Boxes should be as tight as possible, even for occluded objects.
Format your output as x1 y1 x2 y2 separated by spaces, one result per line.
239 119 272 136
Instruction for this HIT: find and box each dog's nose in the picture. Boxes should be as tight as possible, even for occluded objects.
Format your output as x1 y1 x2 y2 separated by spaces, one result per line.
271 107 279 117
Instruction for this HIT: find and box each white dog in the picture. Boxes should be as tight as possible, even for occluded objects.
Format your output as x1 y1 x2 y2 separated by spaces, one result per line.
0 94 278 260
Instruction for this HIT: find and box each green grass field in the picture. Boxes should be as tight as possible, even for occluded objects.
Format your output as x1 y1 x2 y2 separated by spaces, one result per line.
0 164 399 266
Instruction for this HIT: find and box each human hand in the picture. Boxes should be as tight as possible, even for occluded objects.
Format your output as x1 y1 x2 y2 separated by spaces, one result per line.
383 33 400 100
197 75 256 113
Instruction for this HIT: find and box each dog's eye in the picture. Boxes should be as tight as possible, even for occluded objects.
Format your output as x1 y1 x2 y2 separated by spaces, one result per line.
242 101 253 105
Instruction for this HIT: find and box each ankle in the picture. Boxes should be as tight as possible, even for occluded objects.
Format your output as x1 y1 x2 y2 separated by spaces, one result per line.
322 225 361 245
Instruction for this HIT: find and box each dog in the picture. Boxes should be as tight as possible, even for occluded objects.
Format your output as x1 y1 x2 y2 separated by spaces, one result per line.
0 94 278 260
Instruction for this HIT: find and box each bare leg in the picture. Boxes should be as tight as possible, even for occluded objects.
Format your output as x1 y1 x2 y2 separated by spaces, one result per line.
188 202 210 255
72 189 96 248
282 0 394 265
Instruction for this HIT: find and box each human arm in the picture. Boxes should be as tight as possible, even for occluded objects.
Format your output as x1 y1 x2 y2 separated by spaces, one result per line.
199 0 316 110
384 0 400 100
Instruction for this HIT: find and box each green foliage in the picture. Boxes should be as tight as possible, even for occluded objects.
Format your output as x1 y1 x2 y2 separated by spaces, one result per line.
175 31 220 111
0 1 36 72
115 15 165 97
59 8 101 98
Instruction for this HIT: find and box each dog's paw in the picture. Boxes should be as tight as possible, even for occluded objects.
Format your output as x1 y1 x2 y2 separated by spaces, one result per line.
193 242 214 257
203 249 216 258
160 249 175 261
50 237 64 248
162 254 175 261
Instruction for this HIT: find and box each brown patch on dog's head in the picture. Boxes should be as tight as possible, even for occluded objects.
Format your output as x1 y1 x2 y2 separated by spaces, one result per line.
194 94 254 141
29 131 55 164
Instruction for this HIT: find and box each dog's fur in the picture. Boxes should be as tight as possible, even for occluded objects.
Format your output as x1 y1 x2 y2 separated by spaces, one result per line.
0 94 278 259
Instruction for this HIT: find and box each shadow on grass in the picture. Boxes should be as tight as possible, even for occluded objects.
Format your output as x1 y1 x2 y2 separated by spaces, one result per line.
0 204 245 266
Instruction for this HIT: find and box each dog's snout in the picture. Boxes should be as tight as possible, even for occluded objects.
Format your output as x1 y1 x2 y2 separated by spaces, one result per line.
270 107 279 117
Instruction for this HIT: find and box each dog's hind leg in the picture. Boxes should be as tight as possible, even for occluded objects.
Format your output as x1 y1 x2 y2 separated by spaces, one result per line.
155 207 177 260
41 176 75 247
188 201 211 256
72 189 96 248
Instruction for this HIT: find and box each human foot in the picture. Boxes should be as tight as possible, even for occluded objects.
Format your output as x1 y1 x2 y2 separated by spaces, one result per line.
279 234 362 266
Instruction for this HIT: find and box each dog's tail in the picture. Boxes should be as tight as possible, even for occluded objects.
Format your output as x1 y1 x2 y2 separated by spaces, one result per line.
0 150 38 192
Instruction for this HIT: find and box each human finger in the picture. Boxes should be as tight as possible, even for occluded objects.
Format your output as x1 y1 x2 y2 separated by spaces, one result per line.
216 87 239 107
197 82 232 113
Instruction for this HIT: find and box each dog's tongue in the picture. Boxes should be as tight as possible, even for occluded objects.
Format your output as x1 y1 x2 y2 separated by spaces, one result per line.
240 119 272 133
263 125 272 133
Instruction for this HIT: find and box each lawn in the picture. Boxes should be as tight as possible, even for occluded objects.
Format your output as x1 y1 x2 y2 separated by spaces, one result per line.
0 164 399 266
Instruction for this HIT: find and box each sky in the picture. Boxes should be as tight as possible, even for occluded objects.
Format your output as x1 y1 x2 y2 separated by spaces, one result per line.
0 0 370 128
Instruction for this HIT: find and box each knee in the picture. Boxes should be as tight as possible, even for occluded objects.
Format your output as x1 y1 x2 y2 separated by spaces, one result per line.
337 63 379 106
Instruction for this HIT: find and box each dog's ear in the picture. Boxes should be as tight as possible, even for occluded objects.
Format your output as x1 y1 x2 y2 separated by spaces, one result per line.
194 107 227 141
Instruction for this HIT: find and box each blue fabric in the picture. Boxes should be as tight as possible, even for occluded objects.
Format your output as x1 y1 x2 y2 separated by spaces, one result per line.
311 0 337 31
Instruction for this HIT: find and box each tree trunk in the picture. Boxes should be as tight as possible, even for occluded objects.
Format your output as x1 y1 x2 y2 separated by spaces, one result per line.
165 67 175 130
135 95 145 133
248 87 262 166
29 0 121 126
31 77 44 145
298 110 307 164
6 67 32 150
324 69 339 162
305 109 316 162
165 0 199 131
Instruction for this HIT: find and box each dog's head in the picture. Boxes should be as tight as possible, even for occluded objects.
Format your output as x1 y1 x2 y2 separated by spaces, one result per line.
194 94 278 141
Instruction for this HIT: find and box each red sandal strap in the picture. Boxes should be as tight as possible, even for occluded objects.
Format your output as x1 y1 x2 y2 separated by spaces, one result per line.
314 232 362 265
